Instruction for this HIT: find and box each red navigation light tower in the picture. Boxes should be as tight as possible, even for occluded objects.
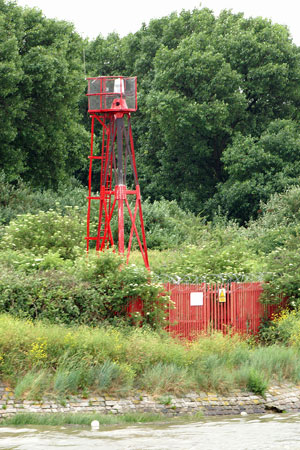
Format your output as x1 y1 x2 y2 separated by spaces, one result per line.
86 76 149 269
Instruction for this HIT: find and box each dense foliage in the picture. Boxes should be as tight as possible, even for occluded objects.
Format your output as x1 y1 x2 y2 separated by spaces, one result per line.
87 9 300 221
0 0 89 188
1 183 300 318
0 250 169 328
1 2 300 222
258 309 300 346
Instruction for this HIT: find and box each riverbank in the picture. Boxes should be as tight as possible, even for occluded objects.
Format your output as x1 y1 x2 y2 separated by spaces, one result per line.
1 383 300 423
2 314 300 400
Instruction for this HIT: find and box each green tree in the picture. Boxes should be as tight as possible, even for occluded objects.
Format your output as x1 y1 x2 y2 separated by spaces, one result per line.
213 11 300 133
86 32 127 77
138 33 246 211
79 8 300 219
212 119 300 222
117 9 300 217
0 1 25 181
0 1 89 188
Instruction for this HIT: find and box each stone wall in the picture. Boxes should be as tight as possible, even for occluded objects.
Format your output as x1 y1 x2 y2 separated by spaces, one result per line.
1 384 300 419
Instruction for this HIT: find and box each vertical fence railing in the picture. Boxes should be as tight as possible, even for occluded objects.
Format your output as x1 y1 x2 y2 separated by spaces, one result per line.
165 283 207 338
164 282 285 339
127 282 286 339
230 282 264 334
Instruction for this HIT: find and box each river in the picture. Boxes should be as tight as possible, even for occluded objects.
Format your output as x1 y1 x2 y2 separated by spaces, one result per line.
1 413 300 449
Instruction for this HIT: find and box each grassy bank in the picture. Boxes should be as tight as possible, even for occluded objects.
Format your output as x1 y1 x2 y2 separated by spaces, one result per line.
0 411 182 427
1 314 300 400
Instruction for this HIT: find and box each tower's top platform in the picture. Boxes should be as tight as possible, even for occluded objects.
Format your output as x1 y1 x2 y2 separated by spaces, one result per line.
87 76 137 113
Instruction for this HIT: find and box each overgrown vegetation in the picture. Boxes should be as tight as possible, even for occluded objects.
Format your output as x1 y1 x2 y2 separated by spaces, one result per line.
2 182 300 317
0 251 168 328
1 1 300 403
1 179 300 401
1 315 300 399
2 172 300 401
259 309 300 346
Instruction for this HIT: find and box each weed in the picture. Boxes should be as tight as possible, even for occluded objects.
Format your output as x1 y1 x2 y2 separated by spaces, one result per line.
158 395 172 406
94 361 121 391
14 370 52 400
246 369 268 396
59 398 67 407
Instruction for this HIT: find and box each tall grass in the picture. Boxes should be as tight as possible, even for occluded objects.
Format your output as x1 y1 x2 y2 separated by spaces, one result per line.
249 346 300 383
14 370 51 400
1 412 166 426
139 363 193 394
1 314 300 398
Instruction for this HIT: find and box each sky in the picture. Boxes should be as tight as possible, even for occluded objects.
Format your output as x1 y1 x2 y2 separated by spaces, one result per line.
16 0 300 46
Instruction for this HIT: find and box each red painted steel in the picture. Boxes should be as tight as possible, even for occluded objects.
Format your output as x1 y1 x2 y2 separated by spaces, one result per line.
166 283 233 338
85 76 149 269
128 283 286 339
165 282 286 339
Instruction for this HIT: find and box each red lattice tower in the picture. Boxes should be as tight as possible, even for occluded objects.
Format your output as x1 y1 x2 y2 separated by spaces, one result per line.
86 76 149 269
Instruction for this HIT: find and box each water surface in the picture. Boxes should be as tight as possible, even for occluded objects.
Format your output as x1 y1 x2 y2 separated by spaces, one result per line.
1 413 300 449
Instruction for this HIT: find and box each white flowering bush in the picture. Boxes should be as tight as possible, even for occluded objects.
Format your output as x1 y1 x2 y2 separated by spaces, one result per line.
0 208 85 260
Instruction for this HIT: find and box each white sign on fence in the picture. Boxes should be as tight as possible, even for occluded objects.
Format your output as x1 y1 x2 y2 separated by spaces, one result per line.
190 292 203 306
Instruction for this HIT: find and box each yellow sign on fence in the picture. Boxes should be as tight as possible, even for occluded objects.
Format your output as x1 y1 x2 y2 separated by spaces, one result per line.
219 288 226 303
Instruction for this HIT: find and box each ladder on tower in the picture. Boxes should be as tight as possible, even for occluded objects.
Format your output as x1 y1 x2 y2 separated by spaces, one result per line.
86 115 114 251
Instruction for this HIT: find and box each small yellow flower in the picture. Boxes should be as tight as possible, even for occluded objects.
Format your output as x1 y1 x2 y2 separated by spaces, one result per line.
28 339 47 362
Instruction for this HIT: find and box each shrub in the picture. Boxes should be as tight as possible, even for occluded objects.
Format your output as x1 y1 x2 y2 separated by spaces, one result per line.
234 367 268 396
246 187 300 256
0 249 73 273
247 369 268 396
255 186 300 229
0 173 205 251
141 199 203 250
259 309 300 352
0 269 100 324
0 209 85 260
74 251 170 328
0 173 88 226
135 242 260 281
0 252 169 328
258 310 297 345
261 232 300 308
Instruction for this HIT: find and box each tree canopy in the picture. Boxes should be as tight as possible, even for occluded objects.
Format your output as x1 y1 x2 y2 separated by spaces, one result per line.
86 8 300 221
0 0 89 188
1 2 300 222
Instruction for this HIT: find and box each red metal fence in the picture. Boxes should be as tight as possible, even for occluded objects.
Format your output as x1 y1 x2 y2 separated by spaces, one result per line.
165 282 284 339
127 282 285 339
